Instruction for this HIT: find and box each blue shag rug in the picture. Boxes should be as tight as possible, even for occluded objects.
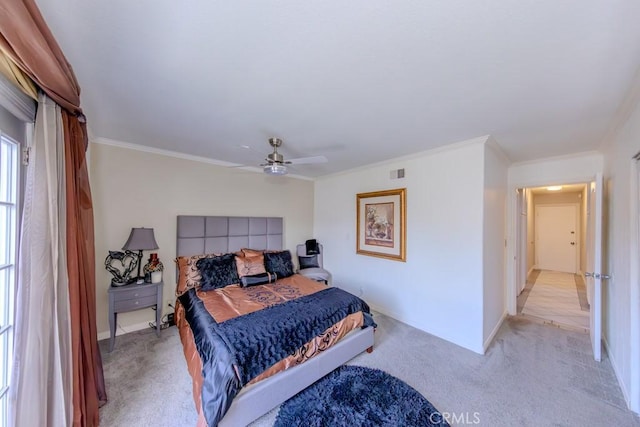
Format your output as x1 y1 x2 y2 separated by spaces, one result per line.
274 365 449 427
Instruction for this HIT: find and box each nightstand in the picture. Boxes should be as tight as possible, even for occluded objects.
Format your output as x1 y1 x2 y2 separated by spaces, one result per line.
108 281 163 352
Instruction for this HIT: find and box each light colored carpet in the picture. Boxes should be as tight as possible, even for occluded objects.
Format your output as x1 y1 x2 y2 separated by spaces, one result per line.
522 270 589 330
98 312 640 427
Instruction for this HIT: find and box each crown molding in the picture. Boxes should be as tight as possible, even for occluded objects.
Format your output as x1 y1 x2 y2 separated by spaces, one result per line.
317 135 491 181
93 137 238 166
485 136 511 165
509 150 602 167
92 137 313 181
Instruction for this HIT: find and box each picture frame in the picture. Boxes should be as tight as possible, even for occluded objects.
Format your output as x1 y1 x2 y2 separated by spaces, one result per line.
356 188 406 262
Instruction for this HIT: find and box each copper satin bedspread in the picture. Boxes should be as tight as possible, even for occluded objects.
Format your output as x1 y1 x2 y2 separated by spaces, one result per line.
176 274 365 426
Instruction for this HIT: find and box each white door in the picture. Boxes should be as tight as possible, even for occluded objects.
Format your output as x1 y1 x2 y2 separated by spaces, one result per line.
536 205 577 273
586 174 603 361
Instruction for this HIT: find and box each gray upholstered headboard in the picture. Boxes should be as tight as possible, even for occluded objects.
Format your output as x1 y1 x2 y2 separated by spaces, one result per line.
176 216 283 258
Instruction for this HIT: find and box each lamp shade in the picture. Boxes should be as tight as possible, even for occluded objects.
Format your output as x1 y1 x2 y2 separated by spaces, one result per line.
122 228 159 251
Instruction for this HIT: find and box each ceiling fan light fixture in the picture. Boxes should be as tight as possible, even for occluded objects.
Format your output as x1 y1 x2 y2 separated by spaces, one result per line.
264 164 288 175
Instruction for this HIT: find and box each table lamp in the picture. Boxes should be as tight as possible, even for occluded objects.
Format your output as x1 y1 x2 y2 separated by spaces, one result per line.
122 227 159 284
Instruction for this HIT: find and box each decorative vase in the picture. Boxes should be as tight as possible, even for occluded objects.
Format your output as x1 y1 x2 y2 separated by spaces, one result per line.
105 250 138 286
143 253 164 284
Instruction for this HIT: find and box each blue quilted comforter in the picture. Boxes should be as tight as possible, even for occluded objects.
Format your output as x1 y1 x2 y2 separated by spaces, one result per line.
178 286 376 426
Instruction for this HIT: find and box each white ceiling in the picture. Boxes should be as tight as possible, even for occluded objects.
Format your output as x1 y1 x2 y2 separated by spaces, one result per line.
35 0 640 177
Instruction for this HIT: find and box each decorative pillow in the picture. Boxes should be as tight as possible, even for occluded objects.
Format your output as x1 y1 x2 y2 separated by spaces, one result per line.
196 253 240 291
299 255 320 269
241 248 265 257
240 272 278 287
264 250 295 279
235 252 267 277
174 253 219 295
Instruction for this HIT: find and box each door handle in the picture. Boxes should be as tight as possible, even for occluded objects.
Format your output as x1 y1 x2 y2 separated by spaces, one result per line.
570 242 575 245
585 272 611 280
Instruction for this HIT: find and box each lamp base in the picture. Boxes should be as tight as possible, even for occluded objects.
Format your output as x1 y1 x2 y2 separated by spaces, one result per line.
111 277 136 287
135 250 144 283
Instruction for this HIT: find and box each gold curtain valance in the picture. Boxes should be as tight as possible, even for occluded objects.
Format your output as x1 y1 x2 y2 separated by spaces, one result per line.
0 46 37 100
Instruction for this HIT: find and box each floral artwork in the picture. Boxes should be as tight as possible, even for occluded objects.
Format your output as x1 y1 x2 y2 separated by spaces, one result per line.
357 188 406 261
365 203 394 247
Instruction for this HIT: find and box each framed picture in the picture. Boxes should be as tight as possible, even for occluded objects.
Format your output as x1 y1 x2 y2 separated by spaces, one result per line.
356 188 406 262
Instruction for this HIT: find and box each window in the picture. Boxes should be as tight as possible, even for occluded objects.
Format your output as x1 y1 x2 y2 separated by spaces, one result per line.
0 134 18 424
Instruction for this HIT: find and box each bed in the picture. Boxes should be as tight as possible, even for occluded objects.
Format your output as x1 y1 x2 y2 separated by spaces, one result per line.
174 215 376 427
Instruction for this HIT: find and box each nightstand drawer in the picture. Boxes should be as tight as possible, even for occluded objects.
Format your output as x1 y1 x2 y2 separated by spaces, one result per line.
108 280 163 352
113 295 157 312
112 285 158 302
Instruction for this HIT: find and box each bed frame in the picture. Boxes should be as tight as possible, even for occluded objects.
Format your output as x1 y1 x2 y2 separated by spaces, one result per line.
176 215 375 426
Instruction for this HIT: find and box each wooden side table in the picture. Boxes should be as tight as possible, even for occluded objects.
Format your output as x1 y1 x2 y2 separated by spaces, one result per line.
108 281 163 352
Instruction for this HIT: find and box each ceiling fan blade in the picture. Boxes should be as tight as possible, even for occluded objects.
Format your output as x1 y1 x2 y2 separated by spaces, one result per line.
239 144 268 159
287 155 328 165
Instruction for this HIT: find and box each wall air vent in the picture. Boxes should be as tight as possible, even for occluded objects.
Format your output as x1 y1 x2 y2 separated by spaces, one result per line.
390 168 405 179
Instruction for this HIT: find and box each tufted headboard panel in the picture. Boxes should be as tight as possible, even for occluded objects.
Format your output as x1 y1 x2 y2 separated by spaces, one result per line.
176 215 283 258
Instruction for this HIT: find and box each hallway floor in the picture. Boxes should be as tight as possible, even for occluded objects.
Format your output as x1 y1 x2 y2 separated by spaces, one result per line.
518 269 590 331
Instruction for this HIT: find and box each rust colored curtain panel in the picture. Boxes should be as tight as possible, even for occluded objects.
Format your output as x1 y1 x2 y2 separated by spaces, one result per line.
63 111 106 426
0 1 82 114
0 1 106 425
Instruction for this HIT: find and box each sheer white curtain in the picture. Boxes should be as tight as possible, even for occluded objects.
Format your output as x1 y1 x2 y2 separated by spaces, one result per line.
10 93 73 426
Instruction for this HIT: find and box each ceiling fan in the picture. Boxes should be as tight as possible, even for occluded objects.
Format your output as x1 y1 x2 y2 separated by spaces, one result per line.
259 137 327 175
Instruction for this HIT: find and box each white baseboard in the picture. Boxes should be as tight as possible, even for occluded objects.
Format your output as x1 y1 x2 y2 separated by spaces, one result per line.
603 335 633 412
527 267 535 277
97 321 154 341
483 311 507 354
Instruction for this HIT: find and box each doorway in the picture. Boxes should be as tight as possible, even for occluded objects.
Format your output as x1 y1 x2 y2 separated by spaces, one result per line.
515 183 589 331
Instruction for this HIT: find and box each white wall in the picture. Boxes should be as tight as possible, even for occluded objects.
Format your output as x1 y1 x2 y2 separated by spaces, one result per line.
533 191 582 205
509 152 603 187
314 138 487 353
482 142 508 349
89 141 314 337
601 94 640 413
